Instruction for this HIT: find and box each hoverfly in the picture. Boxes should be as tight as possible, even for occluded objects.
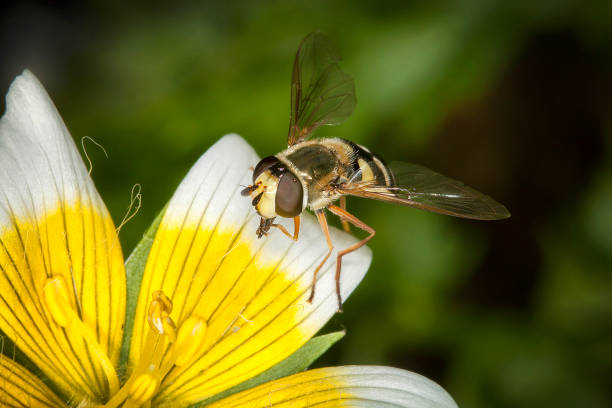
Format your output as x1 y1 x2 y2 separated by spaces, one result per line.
242 32 510 311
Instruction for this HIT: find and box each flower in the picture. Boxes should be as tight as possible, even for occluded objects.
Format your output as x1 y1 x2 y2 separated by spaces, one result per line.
0 70 458 408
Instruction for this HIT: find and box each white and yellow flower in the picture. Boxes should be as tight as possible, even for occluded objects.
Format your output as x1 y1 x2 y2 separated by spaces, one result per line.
0 70 458 408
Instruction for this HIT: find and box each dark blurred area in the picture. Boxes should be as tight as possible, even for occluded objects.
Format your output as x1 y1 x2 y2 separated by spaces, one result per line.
1 1 611 407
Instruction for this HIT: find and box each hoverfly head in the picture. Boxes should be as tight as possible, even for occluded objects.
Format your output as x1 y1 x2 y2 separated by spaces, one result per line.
244 156 304 220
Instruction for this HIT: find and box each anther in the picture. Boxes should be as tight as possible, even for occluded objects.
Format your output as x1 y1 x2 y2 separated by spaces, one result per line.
152 290 172 313
174 316 207 367
42 276 120 396
147 291 176 342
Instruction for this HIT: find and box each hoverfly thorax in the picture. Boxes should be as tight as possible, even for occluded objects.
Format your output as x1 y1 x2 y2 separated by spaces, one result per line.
242 156 305 221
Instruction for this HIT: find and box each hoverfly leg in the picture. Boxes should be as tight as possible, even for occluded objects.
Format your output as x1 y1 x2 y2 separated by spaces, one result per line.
327 205 376 312
308 210 334 305
293 215 300 240
271 216 301 241
339 196 350 233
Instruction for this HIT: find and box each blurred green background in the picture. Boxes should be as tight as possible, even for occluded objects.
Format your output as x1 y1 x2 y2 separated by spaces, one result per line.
1 1 611 407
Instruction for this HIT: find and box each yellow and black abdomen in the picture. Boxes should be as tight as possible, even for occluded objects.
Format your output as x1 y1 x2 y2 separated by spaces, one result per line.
341 139 394 187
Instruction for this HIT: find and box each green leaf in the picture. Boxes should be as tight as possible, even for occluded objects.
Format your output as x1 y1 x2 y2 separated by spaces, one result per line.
194 330 345 407
118 207 165 374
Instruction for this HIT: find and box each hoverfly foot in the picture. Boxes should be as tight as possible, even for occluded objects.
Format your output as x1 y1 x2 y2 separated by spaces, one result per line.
256 216 275 239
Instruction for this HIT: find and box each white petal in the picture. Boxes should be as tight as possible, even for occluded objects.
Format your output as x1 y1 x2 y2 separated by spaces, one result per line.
206 365 459 408
129 134 372 405
0 70 92 220
0 70 126 401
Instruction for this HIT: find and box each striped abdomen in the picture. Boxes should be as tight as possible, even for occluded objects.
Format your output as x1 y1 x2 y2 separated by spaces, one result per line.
342 139 395 187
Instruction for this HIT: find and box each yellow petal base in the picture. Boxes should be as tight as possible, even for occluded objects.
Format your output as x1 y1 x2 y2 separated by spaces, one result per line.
0 355 65 408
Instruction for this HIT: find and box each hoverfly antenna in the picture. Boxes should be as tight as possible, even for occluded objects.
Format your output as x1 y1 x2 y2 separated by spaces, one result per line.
241 185 255 196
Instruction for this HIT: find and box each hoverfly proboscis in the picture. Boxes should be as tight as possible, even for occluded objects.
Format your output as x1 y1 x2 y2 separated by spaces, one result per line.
241 32 510 312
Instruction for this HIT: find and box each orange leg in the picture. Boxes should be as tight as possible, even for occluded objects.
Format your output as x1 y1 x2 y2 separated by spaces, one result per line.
271 216 300 241
308 210 334 304
327 205 376 312
339 196 350 233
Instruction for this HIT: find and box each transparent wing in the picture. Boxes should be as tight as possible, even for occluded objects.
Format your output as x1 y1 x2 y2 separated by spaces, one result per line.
339 162 510 220
288 32 356 146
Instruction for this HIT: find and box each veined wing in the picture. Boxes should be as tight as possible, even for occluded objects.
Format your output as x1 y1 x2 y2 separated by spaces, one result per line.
339 161 510 220
288 32 356 146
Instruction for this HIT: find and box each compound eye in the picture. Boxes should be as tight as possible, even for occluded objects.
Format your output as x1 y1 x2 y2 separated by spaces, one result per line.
275 171 303 218
253 156 280 182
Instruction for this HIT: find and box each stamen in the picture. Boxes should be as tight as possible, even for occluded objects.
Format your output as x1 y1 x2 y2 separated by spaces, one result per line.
101 292 208 407
103 291 177 408
42 277 120 396
101 334 166 408
147 291 176 342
